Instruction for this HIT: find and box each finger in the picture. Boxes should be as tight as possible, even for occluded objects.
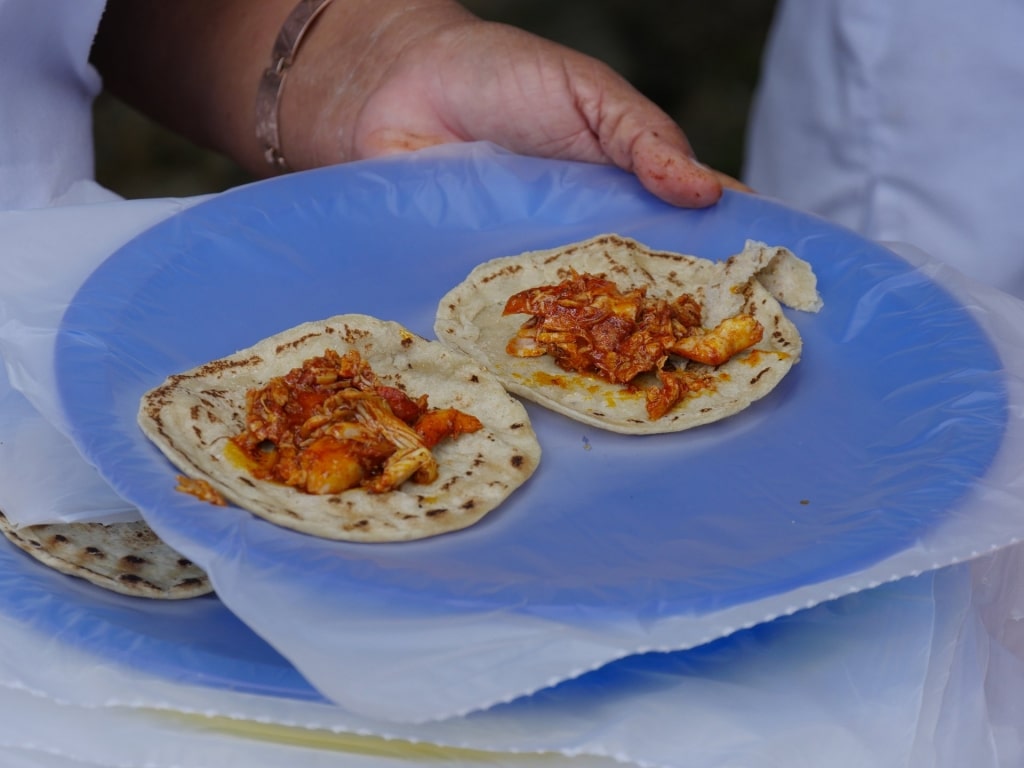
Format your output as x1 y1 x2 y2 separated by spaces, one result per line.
629 129 724 208
571 61 726 208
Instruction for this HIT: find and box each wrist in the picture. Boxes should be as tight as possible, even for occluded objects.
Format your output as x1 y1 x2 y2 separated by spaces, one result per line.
256 0 338 172
259 0 476 173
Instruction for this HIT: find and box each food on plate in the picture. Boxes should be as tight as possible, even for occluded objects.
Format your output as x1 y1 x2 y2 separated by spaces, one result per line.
226 348 484 496
138 315 540 542
435 234 822 434
502 271 767 420
0 510 211 599
175 475 227 505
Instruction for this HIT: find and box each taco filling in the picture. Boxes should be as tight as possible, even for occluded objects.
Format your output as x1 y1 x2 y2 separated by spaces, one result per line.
228 348 482 495
503 270 765 419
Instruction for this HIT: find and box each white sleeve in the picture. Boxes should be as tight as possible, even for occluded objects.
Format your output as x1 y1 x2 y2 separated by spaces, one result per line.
0 0 106 211
745 0 1024 297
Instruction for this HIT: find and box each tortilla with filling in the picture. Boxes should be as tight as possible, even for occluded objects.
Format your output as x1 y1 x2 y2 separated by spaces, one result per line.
434 234 822 435
0 510 211 599
138 314 540 542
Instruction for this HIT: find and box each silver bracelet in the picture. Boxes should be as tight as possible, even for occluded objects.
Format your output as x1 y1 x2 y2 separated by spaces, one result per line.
255 0 336 171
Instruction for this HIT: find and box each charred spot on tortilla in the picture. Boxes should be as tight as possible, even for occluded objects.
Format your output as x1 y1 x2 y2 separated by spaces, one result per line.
435 235 821 435
138 314 540 543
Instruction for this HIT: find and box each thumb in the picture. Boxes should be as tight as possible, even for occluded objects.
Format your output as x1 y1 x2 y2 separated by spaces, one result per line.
629 129 728 208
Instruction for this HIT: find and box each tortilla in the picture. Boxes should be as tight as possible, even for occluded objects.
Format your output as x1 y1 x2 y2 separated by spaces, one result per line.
434 234 822 434
138 315 540 542
0 510 211 599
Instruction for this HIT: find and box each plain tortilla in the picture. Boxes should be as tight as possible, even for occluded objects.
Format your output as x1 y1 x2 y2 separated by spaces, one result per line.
138 315 540 543
0 510 211 599
434 234 822 434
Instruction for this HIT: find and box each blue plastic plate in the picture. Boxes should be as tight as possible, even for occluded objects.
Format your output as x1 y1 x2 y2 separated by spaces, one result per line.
0 527 323 700
51 147 1006 689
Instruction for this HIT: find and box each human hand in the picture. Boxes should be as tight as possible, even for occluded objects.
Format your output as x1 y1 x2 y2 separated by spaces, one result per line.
279 4 744 208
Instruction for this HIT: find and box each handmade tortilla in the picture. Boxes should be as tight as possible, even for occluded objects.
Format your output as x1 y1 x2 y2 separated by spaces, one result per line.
434 234 822 434
0 510 211 599
138 315 540 542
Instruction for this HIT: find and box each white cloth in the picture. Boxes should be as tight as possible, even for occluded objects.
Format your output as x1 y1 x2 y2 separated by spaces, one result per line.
745 0 1024 298
0 0 106 210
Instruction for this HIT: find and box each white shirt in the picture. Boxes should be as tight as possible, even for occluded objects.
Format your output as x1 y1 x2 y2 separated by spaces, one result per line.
745 0 1024 297
0 0 106 210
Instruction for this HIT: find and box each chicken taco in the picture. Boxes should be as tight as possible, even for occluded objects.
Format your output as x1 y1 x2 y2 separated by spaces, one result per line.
138 315 540 542
434 234 822 434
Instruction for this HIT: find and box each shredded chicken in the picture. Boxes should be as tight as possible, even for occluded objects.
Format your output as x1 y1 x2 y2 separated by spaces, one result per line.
228 349 481 494
503 271 763 419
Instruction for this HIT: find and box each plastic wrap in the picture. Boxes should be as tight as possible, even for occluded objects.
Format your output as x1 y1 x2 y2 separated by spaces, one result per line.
0 195 207 524
0 372 135 524
0 687 625 768
0 535 1020 767
32 143 1024 722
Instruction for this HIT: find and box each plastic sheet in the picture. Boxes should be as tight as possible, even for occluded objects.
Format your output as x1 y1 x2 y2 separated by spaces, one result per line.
0 538 1020 767
0 192 208 524
0 371 135 524
35 143 1024 722
0 688 622 768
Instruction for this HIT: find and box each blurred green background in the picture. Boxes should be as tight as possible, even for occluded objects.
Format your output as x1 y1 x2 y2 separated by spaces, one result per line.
92 1 777 199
